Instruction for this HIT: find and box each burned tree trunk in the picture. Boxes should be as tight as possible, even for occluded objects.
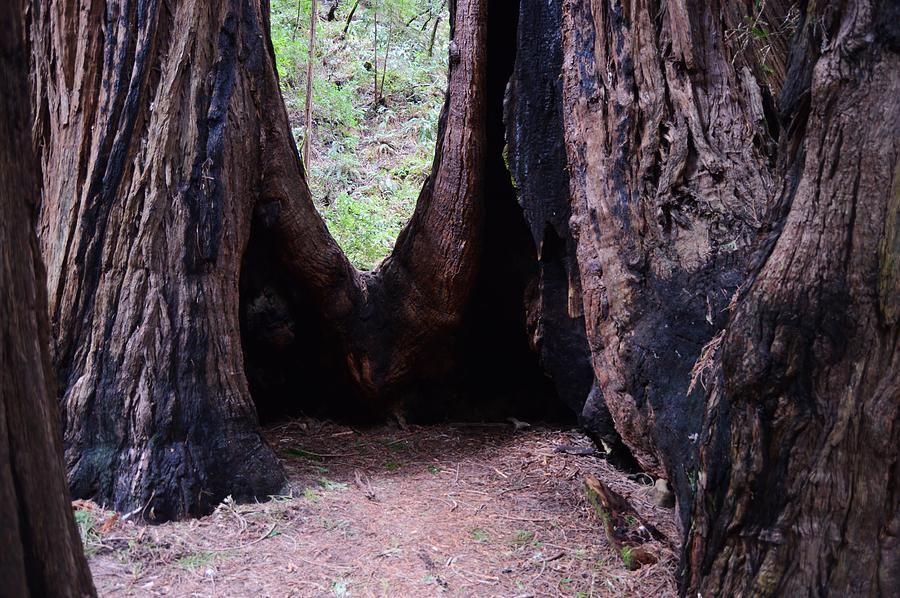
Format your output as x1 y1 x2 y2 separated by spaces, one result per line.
31 0 288 520
31 0 489 519
0 1 96 594
558 0 788 522
685 2 900 594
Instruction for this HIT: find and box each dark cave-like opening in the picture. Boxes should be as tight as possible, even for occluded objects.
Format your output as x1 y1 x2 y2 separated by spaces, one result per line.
239 0 578 430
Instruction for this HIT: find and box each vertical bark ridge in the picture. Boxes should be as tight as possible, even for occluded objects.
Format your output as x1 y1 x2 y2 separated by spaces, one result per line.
686 2 899 594
33 0 286 520
1 0 96 592
559 1 783 524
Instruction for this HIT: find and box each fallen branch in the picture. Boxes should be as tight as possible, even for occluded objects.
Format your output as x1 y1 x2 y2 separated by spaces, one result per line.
584 474 667 570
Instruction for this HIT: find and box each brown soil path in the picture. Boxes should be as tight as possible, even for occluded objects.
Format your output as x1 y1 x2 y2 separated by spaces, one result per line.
81 422 677 597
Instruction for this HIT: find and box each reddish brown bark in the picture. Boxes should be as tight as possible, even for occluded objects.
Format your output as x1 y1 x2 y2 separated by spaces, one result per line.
0 0 96 594
31 0 489 519
685 2 900 594
558 0 786 521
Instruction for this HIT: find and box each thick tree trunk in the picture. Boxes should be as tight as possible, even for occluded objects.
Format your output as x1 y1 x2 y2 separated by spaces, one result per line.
31 0 287 520
31 0 489 519
558 0 787 523
0 1 96 594
684 2 900 594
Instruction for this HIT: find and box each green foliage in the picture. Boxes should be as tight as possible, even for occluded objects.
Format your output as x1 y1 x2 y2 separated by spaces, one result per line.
74 509 99 555
270 0 449 269
510 530 535 547
470 528 489 543
176 551 216 571
317 477 349 491
620 546 635 569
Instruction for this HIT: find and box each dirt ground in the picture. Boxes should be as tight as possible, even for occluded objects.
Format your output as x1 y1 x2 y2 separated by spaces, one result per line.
79 421 678 597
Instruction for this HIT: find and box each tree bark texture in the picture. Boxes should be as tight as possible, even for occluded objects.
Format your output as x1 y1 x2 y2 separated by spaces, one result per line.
558 0 788 522
0 0 96 594
684 2 900 595
505 0 629 457
31 0 490 519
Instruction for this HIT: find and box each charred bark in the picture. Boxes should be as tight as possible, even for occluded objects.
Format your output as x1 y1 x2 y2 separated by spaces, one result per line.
32 0 493 519
0 1 96 594
505 0 629 456
685 2 900 594
559 0 786 523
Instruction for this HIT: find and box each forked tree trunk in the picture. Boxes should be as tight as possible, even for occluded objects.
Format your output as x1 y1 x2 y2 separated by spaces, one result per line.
684 2 900 594
24 0 899 592
0 0 96 594
31 0 487 520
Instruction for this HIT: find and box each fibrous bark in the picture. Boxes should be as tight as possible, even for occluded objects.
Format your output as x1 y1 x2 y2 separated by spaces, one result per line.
559 0 785 522
505 0 628 457
685 2 900 594
32 0 490 519
0 0 96 594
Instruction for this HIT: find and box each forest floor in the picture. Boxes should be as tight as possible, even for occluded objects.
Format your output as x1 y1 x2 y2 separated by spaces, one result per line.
78 421 678 597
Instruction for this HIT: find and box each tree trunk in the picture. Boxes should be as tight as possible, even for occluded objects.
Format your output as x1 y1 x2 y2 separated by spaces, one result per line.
505 0 629 459
25 0 900 592
0 0 96 594
31 0 488 520
684 2 900 594
558 0 788 523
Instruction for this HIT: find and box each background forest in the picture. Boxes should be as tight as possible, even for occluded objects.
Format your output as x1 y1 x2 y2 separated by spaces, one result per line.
271 0 449 268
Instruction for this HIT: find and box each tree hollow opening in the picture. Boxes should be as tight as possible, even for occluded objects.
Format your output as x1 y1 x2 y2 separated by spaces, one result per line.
239 0 578 429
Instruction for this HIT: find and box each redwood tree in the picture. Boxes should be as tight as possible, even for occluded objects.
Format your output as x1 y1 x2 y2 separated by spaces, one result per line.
685 2 899 593
0 0 95 594
31 0 490 520
25 0 899 594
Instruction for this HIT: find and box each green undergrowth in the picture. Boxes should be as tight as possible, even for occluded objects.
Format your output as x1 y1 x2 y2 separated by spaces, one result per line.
270 0 449 269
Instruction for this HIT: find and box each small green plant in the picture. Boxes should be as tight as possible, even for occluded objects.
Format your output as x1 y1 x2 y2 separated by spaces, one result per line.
620 546 635 569
286 447 324 462
384 438 409 452
303 487 320 502
176 551 216 572
511 530 535 547
427 464 441 475
470 528 489 543
73 509 103 556
73 509 95 542
323 518 352 532
317 477 349 491
385 460 401 472
625 515 638 527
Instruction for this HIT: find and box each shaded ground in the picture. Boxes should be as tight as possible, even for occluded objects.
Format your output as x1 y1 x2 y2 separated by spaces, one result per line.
80 422 677 596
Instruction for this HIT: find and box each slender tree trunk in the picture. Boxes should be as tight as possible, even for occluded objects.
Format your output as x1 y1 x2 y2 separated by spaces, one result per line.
428 12 442 57
0 0 96 594
342 0 360 36
304 0 318 166
684 2 900 594
373 5 379 104
380 16 392 100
